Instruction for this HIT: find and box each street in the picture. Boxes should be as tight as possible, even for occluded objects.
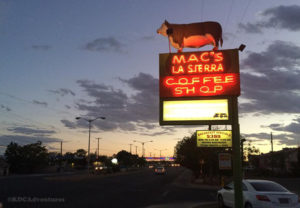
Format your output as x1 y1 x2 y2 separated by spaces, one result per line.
0 167 217 208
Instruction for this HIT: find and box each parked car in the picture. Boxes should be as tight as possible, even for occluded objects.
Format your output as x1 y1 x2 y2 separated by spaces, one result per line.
217 179 300 208
154 166 166 175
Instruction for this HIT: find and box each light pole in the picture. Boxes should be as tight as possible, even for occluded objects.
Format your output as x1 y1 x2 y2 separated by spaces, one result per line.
154 148 167 159
133 140 153 157
76 116 105 173
95 137 103 159
129 144 133 154
134 145 138 155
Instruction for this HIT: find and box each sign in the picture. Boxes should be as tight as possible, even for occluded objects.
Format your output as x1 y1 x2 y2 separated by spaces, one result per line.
159 50 240 98
160 98 230 125
145 157 175 161
218 153 232 170
196 130 232 147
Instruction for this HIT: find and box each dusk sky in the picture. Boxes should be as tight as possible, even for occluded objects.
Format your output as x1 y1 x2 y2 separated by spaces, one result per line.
1 0 300 157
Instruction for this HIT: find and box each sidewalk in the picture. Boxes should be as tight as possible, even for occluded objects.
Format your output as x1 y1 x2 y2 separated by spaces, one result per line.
172 168 219 208
173 168 220 191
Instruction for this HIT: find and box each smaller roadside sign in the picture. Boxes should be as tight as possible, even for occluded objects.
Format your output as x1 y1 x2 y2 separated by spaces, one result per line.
196 130 232 147
219 153 232 170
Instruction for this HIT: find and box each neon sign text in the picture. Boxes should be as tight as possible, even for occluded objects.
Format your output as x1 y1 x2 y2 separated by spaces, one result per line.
159 50 240 98
172 52 223 64
163 74 239 97
172 63 224 74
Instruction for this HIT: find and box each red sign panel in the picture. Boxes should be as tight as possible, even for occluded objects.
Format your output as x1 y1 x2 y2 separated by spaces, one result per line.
159 50 240 98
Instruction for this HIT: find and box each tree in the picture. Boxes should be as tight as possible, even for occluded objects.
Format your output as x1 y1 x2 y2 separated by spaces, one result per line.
64 152 75 164
5 141 48 173
116 150 134 167
175 133 226 178
73 149 87 168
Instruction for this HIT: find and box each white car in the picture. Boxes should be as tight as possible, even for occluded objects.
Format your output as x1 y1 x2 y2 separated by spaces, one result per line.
217 179 300 208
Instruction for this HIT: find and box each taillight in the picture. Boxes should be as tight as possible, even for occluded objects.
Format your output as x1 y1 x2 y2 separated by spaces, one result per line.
256 195 270 202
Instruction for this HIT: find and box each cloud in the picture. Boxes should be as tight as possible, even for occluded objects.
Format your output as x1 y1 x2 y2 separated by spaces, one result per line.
48 88 76 96
32 100 48 107
240 40 300 114
266 117 300 135
84 37 126 53
243 132 297 147
65 105 71 109
61 119 77 129
31 45 51 50
0 135 61 146
7 126 56 136
238 23 262 34
61 73 159 132
0 104 11 111
239 5 300 33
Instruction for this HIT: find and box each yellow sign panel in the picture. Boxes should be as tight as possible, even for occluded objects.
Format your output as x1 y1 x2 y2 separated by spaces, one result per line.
197 130 232 147
163 99 228 121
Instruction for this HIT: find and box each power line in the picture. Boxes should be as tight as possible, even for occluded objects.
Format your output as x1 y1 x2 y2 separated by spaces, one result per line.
238 0 252 26
223 0 235 34
0 91 74 117
0 105 85 140
0 108 58 131
229 0 252 48
201 0 204 22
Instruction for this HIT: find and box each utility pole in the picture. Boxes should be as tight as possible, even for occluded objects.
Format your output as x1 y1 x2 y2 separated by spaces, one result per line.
129 144 132 154
60 141 63 156
271 132 274 174
59 141 63 172
240 137 246 169
95 138 103 159
154 148 167 161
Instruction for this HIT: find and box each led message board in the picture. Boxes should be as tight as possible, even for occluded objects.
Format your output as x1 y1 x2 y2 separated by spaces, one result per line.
196 130 232 147
159 49 240 98
160 98 231 125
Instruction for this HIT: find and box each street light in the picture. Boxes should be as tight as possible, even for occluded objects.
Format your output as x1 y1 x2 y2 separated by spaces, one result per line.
133 140 153 157
76 116 105 173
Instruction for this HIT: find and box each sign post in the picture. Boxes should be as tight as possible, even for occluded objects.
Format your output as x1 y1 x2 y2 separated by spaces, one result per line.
231 96 243 208
159 49 243 207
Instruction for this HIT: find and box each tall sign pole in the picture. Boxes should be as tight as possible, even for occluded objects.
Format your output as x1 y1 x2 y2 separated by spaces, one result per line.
231 96 243 207
159 48 244 207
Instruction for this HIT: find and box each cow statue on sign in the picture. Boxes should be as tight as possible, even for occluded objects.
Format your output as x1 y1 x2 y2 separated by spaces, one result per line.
157 20 223 52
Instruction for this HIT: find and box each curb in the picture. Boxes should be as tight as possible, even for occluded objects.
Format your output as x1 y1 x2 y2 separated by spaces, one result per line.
193 202 218 208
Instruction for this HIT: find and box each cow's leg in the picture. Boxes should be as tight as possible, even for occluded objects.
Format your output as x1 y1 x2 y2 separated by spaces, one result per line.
212 37 219 51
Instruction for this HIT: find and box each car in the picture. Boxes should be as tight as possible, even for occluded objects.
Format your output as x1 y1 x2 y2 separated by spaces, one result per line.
154 166 166 175
217 179 300 208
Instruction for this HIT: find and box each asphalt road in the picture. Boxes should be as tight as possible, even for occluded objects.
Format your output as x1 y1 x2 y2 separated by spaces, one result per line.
0 167 217 208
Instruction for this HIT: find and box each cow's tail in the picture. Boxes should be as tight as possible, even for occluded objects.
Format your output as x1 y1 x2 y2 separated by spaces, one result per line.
220 37 223 47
